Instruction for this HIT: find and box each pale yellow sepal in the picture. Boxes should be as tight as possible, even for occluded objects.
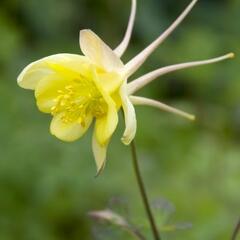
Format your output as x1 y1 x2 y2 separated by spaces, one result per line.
17 54 89 90
120 83 137 145
92 68 119 146
92 132 109 176
80 30 124 72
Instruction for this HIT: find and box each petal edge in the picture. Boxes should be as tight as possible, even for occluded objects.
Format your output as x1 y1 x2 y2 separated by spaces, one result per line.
80 30 124 72
120 84 137 145
50 113 92 142
92 132 109 176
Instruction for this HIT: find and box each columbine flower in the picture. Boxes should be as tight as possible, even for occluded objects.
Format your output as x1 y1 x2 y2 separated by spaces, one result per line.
17 0 233 174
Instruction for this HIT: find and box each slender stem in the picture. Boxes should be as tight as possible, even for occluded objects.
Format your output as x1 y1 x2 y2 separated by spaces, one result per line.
130 140 161 240
232 219 240 240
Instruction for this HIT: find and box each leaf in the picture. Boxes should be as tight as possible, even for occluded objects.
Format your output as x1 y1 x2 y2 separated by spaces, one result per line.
150 198 176 225
89 209 129 227
89 209 146 240
150 198 192 233
174 222 193 230
108 197 130 219
161 222 192 232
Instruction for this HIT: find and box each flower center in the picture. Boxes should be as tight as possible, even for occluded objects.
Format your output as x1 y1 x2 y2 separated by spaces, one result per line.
51 76 107 126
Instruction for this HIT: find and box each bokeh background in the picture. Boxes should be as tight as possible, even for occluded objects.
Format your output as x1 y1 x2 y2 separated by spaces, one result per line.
0 0 239 239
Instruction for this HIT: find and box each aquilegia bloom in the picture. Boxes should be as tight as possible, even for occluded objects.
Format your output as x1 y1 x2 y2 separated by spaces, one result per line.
17 0 233 174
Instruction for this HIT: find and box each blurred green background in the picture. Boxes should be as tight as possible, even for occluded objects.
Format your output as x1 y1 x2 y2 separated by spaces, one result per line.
0 0 239 239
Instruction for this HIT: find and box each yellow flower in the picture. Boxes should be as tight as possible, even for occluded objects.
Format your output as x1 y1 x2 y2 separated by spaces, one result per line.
17 0 233 174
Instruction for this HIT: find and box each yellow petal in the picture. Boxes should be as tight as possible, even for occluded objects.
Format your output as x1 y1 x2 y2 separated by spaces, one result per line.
92 132 109 175
120 83 137 145
92 68 119 145
95 106 118 146
97 71 123 94
50 113 92 142
17 54 88 90
80 30 124 72
35 73 68 113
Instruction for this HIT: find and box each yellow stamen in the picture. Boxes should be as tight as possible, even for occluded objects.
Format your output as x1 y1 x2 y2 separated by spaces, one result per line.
49 68 108 125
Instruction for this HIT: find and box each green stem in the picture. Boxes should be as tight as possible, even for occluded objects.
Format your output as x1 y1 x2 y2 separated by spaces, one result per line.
232 219 240 240
130 140 161 240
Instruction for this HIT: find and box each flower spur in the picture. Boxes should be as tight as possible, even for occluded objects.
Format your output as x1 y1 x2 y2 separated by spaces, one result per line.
17 0 234 174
